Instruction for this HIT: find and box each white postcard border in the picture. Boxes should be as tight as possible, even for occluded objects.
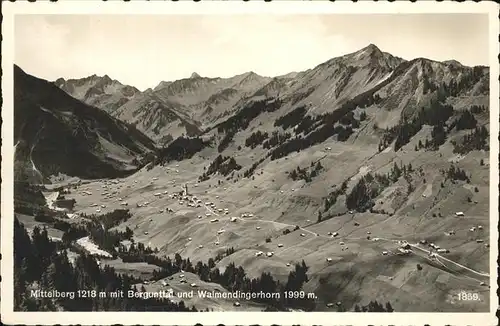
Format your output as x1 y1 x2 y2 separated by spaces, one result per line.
1 1 498 325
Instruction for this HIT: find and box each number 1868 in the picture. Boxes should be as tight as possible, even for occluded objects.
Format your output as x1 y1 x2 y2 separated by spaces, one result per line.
457 291 480 301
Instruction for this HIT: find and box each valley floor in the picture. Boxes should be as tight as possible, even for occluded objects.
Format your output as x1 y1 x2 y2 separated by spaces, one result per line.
47 138 491 312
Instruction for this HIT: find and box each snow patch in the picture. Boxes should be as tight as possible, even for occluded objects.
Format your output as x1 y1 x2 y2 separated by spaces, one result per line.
422 184 433 198
349 165 372 187
76 237 113 258
374 71 393 87
43 192 66 211
357 166 371 177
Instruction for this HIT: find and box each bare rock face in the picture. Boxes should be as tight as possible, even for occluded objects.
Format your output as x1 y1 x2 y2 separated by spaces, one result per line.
55 73 141 114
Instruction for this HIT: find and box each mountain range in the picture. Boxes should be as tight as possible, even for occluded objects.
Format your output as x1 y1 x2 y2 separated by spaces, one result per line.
14 43 490 186
56 68 274 145
53 44 489 146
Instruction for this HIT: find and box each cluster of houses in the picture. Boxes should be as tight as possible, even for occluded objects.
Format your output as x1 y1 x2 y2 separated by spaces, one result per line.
418 239 450 255
397 241 412 255
255 251 275 258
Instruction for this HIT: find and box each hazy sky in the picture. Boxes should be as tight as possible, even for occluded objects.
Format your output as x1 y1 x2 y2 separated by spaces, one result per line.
15 14 489 91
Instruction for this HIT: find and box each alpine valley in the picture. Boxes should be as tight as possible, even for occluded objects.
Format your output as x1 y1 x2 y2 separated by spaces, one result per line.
13 44 491 312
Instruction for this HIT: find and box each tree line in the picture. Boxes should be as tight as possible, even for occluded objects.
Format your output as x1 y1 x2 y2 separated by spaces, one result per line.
262 131 292 149
442 164 470 183
274 105 307 130
354 301 394 312
288 161 324 183
439 66 488 97
154 136 211 166
322 180 349 215
245 130 269 149
14 218 196 311
267 97 369 160
214 98 282 152
379 100 454 152
14 181 48 216
269 124 354 161
15 215 315 311
346 162 414 212
106 234 316 311
379 69 488 153
452 125 489 154
199 154 242 181
243 155 269 178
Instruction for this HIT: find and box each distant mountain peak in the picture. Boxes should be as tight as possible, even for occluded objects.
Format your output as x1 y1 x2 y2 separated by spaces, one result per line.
190 72 202 79
329 44 386 66
329 43 405 71
153 80 172 92
353 43 383 58
364 43 381 51
239 71 263 81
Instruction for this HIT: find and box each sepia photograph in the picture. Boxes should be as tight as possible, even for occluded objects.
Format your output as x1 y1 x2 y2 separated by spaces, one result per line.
1 1 498 325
